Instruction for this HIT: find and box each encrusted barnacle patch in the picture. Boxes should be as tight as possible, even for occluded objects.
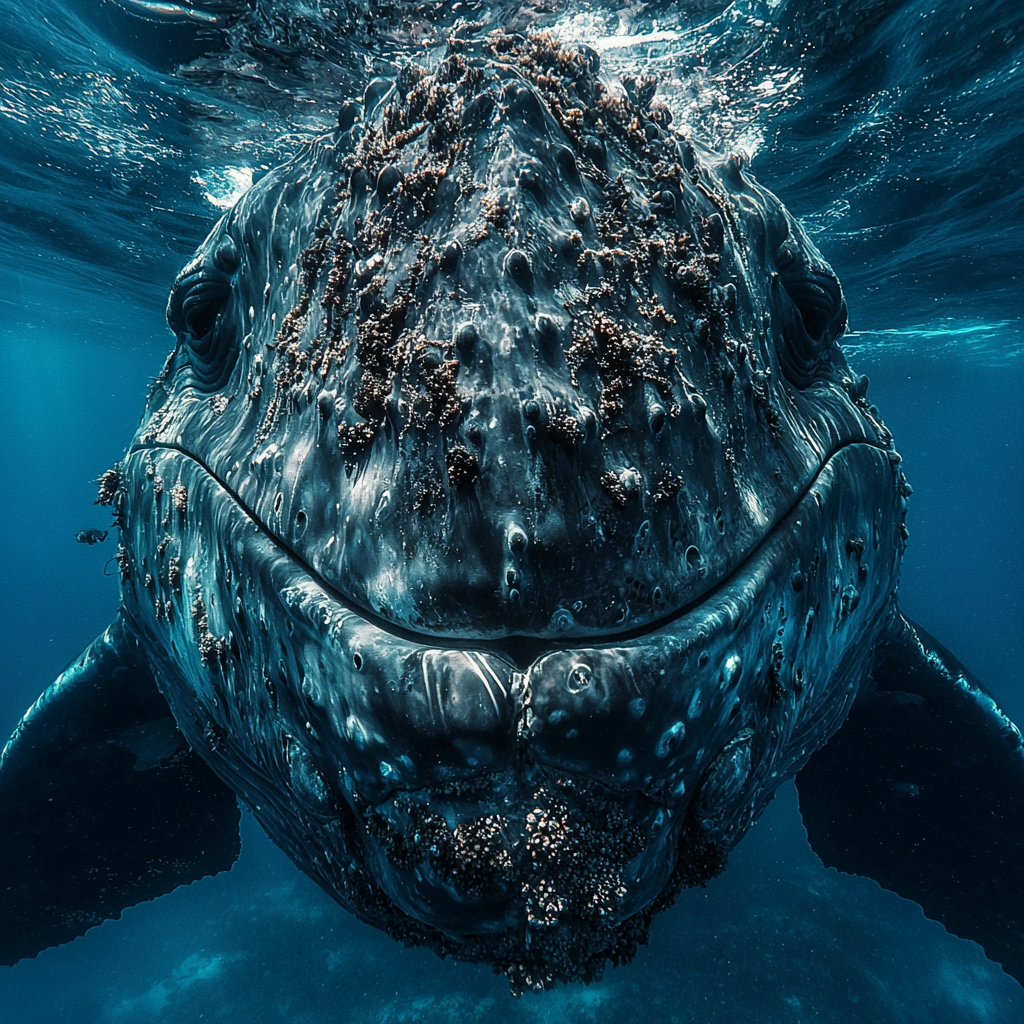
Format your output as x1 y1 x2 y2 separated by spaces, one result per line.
209 394 230 417
566 312 681 424
192 592 227 666
364 801 514 899
652 469 684 503
337 419 377 459
95 467 121 506
114 545 131 582
169 483 188 515
408 338 461 431
547 408 584 447
445 445 479 487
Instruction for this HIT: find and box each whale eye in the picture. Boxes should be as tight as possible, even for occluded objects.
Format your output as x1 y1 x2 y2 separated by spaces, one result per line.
167 237 241 391
772 234 847 388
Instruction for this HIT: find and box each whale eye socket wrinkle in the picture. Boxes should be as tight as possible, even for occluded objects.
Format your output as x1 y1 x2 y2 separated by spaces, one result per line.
771 226 848 388
166 233 241 391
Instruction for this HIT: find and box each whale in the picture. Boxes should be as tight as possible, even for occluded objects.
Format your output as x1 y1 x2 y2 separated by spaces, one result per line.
2 31 1021 994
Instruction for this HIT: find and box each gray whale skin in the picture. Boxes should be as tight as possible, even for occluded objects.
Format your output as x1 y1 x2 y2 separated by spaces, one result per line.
2 33 1022 995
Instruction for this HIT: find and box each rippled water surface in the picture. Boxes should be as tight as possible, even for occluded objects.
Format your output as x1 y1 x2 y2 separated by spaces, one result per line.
1 0 1021 1019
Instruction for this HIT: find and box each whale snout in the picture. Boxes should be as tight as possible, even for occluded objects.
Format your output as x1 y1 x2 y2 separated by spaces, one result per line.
334 637 719 808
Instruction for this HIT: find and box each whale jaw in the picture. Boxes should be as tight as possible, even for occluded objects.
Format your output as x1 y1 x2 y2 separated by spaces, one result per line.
117 438 900 991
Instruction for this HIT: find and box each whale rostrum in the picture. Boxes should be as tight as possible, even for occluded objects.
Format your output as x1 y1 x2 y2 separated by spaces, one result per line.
2 32 1021 994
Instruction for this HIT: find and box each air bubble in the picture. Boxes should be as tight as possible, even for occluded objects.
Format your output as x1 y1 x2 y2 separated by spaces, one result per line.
317 390 335 419
376 164 402 201
504 249 532 283
440 240 462 272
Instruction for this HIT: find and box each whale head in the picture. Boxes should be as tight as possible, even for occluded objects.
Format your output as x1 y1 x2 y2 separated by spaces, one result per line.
117 32 907 992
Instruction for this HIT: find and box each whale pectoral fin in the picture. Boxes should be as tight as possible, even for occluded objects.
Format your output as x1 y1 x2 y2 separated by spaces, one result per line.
0 615 241 966
795 617 1024 984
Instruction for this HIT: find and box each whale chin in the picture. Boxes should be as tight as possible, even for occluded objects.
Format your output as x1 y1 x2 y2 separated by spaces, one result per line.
350 765 721 994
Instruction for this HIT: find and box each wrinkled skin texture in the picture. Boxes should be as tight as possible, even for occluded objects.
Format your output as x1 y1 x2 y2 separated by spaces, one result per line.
111 33 908 992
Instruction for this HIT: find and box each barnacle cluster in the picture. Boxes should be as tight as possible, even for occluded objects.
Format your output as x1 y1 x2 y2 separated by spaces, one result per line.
357 770 724 995
263 28 735 491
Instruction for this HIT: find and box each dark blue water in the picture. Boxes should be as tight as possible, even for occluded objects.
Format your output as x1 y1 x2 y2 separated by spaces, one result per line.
1 1 1022 1019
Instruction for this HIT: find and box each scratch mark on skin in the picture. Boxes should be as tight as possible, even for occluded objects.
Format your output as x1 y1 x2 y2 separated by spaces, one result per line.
422 652 434 724
464 651 500 717
476 653 508 700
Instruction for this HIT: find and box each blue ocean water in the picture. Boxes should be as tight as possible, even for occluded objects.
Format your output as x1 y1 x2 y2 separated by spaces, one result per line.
0 0 1021 1020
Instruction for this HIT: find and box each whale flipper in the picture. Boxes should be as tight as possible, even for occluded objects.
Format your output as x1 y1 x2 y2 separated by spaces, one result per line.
0 615 240 965
795 618 1024 983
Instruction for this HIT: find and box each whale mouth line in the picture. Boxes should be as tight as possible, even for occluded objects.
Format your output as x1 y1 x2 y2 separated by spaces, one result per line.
128 438 888 661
